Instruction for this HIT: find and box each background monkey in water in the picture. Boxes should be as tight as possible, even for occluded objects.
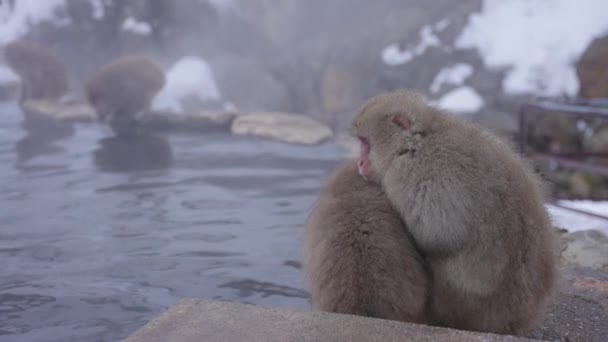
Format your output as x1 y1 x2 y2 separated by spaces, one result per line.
352 90 559 335
303 160 428 324
85 56 166 135
3 40 70 103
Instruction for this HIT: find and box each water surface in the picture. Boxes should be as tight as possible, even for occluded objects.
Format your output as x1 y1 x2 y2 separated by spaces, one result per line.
0 103 345 342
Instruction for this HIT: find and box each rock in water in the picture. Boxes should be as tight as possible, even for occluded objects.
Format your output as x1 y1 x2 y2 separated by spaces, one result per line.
231 112 333 145
22 99 97 122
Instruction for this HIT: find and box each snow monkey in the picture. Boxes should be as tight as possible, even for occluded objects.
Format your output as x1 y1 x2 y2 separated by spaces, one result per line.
85 56 166 135
352 90 559 335
303 160 428 324
3 40 70 103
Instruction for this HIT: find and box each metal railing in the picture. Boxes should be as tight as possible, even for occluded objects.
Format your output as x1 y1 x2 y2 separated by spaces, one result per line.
518 97 608 220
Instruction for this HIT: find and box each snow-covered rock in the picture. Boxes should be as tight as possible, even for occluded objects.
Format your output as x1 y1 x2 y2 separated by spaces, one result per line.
456 0 608 97
382 24 442 66
21 98 238 131
548 202 608 236
231 112 333 145
430 63 474 93
562 230 608 271
22 99 96 121
436 86 484 113
152 56 221 114
381 44 415 67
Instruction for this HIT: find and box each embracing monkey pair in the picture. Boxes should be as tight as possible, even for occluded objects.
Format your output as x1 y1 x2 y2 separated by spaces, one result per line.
303 91 559 336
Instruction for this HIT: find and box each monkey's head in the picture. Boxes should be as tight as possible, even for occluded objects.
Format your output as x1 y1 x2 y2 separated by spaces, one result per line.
352 90 440 181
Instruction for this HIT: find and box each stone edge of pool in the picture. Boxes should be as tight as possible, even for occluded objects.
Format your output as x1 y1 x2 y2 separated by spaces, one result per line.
123 298 535 342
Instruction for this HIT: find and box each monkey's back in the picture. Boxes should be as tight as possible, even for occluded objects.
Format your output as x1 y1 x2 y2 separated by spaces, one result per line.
4 41 69 100
85 56 166 115
303 161 428 323
408 118 559 335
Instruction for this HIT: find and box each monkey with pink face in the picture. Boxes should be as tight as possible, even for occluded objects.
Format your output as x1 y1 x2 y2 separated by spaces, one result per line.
352 90 559 335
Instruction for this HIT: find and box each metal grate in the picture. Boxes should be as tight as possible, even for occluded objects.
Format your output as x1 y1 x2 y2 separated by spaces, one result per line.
518 97 608 219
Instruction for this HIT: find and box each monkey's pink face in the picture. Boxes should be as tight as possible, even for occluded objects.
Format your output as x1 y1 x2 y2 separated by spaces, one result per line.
355 112 412 181
357 136 375 181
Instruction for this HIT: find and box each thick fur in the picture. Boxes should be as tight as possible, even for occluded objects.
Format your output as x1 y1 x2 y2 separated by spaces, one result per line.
303 160 428 323
353 91 559 335
85 56 166 124
3 41 69 102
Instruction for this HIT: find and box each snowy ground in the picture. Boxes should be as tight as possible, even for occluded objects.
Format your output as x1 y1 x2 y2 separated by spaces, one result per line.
547 201 608 236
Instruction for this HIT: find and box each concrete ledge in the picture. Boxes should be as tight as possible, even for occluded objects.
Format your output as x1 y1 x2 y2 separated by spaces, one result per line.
125 299 533 342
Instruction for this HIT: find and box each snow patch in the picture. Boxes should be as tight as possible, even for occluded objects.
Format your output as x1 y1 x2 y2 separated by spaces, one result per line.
430 63 474 93
558 200 608 220
547 202 608 236
415 25 441 54
152 56 221 113
381 44 414 66
456 0 608 97
382 24 442 66
0 0 66 44
122 17 151 35
436 86 484 113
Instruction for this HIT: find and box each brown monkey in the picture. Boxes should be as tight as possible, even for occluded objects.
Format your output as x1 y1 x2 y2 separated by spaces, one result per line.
303 160 428 323
3 40 70 103
352 91 559 336
85 56 166 132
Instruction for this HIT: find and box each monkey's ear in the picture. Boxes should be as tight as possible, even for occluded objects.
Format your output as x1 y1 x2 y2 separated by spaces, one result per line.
391 112 410 130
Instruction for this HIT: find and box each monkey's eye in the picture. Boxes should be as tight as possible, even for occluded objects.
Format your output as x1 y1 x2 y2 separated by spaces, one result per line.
357 136 369 145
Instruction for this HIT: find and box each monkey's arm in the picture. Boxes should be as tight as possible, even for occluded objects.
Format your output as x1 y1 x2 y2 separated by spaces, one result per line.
384 159 479 255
